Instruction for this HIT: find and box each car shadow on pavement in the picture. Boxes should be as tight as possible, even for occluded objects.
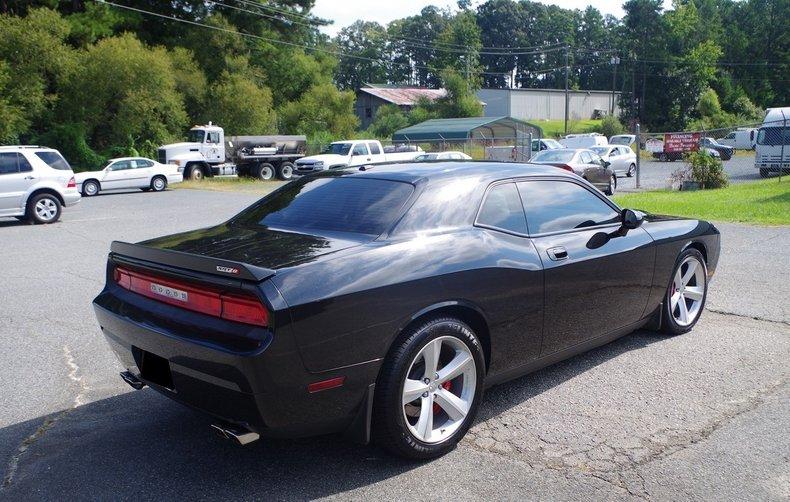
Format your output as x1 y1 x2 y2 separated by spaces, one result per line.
0 329 667 499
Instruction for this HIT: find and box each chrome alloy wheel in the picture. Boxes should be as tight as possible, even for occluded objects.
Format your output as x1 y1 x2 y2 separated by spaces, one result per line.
152 177 166 191
35 198 58 222
401 336 477 444
670 256 706 327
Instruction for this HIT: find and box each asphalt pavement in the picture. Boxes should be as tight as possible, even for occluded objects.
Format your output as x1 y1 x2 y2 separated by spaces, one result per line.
0 187 787 500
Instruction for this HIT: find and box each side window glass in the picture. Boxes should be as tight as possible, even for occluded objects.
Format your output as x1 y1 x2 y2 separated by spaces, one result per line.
352 144 368 156
517 181 620 234
580 151 592 163
476 183 527 234
17 153 32 172
112 161 130 170
0 153 18 174
367 142 381 155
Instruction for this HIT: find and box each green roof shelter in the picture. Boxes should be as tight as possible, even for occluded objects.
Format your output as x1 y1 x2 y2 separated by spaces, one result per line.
392 116 542 142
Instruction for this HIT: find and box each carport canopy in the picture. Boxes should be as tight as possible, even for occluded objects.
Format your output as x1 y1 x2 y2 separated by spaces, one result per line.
392 116 542 142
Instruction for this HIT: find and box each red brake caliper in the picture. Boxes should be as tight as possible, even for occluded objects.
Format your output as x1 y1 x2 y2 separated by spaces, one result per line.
433 381 453 414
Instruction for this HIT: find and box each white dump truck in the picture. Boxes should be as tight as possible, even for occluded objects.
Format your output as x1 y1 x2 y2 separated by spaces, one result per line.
157 123 307 181
294 140 423 175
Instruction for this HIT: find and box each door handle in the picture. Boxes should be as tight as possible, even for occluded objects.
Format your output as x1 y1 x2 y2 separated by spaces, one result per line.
366 158 371 161
24 176 35 180
547 246 568 261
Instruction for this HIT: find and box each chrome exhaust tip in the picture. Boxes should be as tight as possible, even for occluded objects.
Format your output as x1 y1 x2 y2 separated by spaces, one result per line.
120 371 145 390
210 423 260 446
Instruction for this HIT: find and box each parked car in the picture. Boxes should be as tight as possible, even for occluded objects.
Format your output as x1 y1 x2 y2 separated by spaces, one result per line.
531 138 563 152
559 133 608 149
414 151 472 161
717 128 756 150
295 140 423 174
699 137 733 160
93 162 720 459
591 145 637 177
75 157 183 196
609 134 636 147
0 146 80 224
531 148 617 195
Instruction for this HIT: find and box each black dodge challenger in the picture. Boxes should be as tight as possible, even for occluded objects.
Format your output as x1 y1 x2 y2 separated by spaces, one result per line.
93 162 720 459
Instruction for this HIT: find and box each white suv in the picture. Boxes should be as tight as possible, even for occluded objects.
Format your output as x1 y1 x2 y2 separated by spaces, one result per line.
0 146 81 224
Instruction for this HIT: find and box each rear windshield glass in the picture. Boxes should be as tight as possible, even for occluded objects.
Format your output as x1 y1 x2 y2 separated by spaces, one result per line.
231 175 414 235
35 151 71 170
533 150 574 162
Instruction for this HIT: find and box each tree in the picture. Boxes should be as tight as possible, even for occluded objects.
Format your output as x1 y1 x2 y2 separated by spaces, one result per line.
57 33 188 157
203 71 276 135
333 21 388 90
279 83 358 139
367 104 409 138
433 68 483 118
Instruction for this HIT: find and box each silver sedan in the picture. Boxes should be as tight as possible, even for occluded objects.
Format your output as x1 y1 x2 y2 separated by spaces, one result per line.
530 148 617 195
591 145 637 178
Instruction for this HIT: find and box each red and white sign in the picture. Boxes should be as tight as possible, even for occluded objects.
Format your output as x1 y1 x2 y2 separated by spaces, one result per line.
664 133 700 153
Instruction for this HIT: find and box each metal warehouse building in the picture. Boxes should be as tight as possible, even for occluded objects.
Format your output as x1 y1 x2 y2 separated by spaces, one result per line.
477 88 620 121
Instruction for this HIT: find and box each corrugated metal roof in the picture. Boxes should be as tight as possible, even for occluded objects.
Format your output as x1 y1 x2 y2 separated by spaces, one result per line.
392 116 542 141
359 87 447 106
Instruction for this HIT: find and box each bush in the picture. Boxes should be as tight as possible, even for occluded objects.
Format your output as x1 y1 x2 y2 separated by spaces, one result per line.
687 150 728 189
597 115 625 138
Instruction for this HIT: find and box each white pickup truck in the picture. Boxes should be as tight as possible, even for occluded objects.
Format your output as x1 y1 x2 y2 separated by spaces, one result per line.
294 140 423 175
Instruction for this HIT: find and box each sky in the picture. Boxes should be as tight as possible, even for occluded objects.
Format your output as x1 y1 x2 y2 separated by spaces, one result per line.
311 0 669 37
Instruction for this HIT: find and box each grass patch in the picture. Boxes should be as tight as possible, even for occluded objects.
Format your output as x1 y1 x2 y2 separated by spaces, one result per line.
175 176 285 195
533 119 602 139
613 178 790 225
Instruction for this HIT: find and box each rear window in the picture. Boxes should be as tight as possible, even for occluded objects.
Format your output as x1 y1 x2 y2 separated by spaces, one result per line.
231 175 414 236
35 151 71 171
533 150 574 162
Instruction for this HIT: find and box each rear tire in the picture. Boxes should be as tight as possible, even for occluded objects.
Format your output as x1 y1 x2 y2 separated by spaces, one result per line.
627 164 635 177
604 174 616 195
373 316 485 460
759 168 770 178
659 153 668 162
27 193 62 224
277 162 294 180
253 163 275 181
661 248 707 335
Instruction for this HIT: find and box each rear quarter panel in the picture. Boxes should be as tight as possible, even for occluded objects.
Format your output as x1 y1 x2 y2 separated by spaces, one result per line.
272 228 544 375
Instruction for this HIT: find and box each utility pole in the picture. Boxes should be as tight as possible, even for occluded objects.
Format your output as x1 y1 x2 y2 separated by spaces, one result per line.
564 45 570 135
610 56 620 115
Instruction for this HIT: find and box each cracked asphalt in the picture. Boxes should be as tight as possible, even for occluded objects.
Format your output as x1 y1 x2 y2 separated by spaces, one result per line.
1 188 788 501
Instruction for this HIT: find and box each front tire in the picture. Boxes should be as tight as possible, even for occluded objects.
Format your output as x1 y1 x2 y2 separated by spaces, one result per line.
604 174 616 195
759 168 770 178
82 180 100 197
373 317 485 459
189 165 204 181
661 248 708 335
27 193 62 224
150 176 167 192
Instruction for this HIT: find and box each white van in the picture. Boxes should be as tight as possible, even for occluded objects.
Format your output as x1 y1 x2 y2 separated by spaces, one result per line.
717 128 757 150
609 134 636 147
755 108 790 177
559 133 608 149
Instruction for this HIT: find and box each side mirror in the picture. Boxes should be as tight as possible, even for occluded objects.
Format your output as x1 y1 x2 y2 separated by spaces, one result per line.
602 159 611 168
621 208 644 230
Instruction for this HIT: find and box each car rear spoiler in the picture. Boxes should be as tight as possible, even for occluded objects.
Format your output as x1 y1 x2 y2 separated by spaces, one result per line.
109 241 276 282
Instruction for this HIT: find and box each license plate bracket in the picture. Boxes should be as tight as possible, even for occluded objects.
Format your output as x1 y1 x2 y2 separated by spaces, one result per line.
133 347 174 390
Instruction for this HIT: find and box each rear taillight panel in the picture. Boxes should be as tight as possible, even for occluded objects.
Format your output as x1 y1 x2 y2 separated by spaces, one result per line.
67 176 76 188
113 266 269 327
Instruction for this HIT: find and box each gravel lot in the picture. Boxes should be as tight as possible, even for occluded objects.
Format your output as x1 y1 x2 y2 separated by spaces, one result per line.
0 187 787 500
617 152 761 192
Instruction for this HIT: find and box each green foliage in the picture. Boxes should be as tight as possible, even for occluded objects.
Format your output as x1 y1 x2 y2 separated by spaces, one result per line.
687 150 728 189
57 33 188 157
35 124 104 171
0 61 26 143
367 105 410 138
697 88 722 118
596 116 625 138
203 71 277 135
280 83 359 139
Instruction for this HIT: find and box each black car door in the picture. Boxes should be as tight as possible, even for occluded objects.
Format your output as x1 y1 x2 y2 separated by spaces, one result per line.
517 179 655 356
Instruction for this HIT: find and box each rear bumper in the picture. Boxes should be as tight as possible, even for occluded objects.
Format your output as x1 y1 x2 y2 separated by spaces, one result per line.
63 190 81 207
167 173 183 184
93 288 378 438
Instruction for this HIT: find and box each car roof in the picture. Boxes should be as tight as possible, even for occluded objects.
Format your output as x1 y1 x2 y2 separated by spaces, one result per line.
108 157 153 162
0 145 58 152
334 161 576 184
